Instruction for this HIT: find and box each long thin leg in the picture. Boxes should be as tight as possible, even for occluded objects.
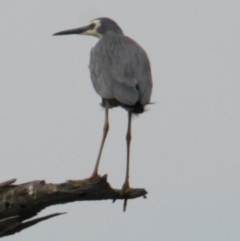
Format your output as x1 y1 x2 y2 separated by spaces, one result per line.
91 107 109 179
122 112 132 211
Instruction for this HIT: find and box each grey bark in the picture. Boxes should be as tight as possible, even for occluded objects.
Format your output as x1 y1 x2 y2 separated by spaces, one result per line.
0 175 147 237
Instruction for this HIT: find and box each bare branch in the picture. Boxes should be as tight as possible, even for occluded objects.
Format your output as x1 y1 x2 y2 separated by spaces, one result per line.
0 213 66 237
0 175 147 237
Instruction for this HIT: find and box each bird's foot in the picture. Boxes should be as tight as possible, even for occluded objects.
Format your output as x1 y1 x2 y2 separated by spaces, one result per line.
89 171 101 180
67 179 81 183
67 172 101 183
121 181 130 212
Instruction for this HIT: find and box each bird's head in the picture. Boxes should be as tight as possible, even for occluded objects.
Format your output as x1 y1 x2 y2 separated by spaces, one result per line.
53 17 123 39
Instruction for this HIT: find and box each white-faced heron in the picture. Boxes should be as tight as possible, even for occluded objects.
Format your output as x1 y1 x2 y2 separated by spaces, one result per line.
53 17 153 210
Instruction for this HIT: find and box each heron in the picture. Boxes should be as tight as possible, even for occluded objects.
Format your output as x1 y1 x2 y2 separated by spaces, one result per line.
53 17 152 210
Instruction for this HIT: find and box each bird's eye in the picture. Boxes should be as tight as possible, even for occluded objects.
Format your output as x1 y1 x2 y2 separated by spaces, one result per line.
89 23 95 29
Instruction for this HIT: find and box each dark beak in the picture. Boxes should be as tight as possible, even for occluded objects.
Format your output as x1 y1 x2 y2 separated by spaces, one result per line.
53 26 89 36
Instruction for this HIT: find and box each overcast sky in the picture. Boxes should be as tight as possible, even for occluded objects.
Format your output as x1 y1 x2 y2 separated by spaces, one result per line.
1 1 240 240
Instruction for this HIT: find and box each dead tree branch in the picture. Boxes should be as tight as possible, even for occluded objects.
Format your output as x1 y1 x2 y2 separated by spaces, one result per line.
0 175 147 237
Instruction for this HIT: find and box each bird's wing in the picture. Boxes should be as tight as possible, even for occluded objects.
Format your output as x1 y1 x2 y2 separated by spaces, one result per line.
90 35 152 105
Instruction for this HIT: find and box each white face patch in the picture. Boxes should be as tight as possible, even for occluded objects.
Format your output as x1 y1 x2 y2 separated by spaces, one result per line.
83 19 102 39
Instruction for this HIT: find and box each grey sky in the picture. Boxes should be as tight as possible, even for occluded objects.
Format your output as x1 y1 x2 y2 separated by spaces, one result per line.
1 1 240 240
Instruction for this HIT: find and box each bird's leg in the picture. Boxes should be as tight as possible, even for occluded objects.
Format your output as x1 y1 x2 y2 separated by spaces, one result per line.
122 112 132 211
90 107 109 179
123 112 132 190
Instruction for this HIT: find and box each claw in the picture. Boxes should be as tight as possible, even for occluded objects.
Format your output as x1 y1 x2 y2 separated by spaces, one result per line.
121 181 130 212
123 199 128 212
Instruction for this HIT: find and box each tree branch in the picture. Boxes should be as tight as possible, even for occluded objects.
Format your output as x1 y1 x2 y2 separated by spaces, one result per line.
0 175 147 237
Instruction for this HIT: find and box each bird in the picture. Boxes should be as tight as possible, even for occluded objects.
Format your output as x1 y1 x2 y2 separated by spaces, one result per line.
53 17 153 210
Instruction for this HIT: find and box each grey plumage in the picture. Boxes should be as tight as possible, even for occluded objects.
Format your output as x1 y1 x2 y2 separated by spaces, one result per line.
53 17 153 211
54 17 152 113
90 32 152 109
